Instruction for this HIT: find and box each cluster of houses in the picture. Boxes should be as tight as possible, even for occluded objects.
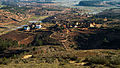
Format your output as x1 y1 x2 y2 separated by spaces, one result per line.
89 18 108 28
56 22 89 29
23 21 42 31
90 23 102 28
55 21 107 30
55 17 108 29
42 12 106 29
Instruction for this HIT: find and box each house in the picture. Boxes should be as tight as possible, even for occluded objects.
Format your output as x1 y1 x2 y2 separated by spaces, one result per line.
90 23 102 28
24 26 30 31
90 23 95 28
95 24 102 28
30 23 36 29
23 23 42 31
70 25 73 28
76 22 79 25
74 25 78 28
63 25 66 28
90 22 96 28
103 17 108 21
67 29 70 34
35 24 42 29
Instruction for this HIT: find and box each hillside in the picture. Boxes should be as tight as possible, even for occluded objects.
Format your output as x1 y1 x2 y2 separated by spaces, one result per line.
0 10 24 24
96 8 120 19
1 0 54 6
0 0 120 68
0 6 31 25
78 0 120 7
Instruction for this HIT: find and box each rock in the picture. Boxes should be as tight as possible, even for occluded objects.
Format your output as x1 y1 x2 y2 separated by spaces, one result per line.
22 55 33 59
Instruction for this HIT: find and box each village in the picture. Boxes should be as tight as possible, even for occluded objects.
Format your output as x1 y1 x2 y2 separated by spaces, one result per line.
0 9 110 50
0 2 114 51
1 1 120 68
0 2 111 47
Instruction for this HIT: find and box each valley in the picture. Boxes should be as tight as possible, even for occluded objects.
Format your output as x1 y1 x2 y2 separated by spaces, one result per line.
0 0 120 68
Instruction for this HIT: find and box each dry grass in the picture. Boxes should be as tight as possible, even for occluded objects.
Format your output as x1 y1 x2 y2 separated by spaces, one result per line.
0 44 119 68
0 63 89 68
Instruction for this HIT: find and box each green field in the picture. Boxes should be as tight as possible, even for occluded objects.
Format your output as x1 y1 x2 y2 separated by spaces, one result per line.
29 16 49 21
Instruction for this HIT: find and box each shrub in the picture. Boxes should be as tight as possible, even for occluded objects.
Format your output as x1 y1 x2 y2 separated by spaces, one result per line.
110 56 120 65
85 55 120 67
0 38 18 50
90 64 107 68
45 57 55 63
32 35 43 46
32 47 37 51
22 59 28 63
85 56 109 65
0 57 11 65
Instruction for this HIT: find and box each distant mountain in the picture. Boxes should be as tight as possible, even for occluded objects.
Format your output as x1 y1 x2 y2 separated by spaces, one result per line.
1 0 18 6
78 0 120 7
1 0 53 2
1 0 54 6
96 8 120 19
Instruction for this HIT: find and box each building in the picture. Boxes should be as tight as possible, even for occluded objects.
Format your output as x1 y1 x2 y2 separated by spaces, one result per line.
90 23 95 28
23 25 30 31
74 25 78 28
90 23 102 28
35 24 42 29
95 24 102 28
104 17 108 21
30 23 36 29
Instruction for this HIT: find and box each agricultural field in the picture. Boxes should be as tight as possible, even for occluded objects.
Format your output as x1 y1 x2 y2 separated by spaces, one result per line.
29 16 49 21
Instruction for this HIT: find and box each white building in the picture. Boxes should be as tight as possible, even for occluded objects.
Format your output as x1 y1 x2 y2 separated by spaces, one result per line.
24 26 30 31
35 25 42 29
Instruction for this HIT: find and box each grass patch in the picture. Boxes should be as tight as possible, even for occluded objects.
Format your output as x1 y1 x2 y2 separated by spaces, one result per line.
29 16 49 21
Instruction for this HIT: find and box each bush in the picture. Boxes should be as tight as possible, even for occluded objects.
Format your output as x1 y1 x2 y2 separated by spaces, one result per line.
85 55 120 67
0 38 18 50
85 56 109 65
45 57 56 63
90 64 107 68
32 35 43 46
0 57 11 65
110 56 120 65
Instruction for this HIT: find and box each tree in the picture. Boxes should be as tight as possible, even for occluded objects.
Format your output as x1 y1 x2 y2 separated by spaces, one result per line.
33 34 43 46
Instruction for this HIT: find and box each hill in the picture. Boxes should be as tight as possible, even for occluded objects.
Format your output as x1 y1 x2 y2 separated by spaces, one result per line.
96 8 120 19
78 0 120 7
1 0 54 6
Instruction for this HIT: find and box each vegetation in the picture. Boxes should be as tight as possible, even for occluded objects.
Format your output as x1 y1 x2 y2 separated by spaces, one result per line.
96 8 120 19
78 0 120 7
1 6 32 14
0 38 18 50
32 34 43 46
42 8 62 11
78 0 103 7
1 1 120 68
85 55 120 67
0 5 5 8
